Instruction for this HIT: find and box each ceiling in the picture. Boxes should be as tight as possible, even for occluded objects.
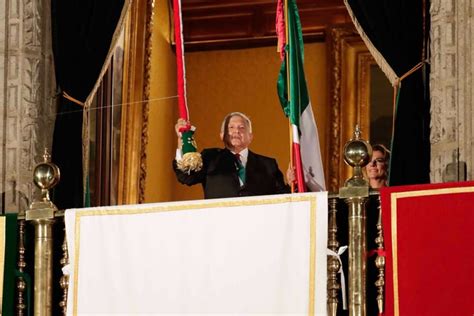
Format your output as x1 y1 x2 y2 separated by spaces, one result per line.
181 0 351 51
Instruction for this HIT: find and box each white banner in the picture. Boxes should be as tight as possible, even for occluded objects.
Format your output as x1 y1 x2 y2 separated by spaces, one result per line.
65 193 328 315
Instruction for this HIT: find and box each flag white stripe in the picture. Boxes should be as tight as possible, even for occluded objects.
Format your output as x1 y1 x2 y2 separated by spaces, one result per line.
300 103 326 191
292 124 300 144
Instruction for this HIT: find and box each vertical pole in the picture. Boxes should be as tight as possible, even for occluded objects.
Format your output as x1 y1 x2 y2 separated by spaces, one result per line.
26 148 60 315
31 218 55 315
339 126 372 316
346 197 368 316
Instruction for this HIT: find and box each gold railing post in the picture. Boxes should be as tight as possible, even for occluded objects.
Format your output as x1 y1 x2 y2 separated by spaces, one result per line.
339 126 372 316
16 217 27 315
374 194 385 314
327 197 340 316
344 195 368 316
59 224 69 315
25 148 60 316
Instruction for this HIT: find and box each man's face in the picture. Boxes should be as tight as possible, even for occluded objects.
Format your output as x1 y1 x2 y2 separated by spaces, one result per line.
221 115 253 153
366 150 387 180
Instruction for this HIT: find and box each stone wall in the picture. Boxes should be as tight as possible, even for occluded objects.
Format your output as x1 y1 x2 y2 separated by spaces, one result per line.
430 0 473 182
0 0 56 213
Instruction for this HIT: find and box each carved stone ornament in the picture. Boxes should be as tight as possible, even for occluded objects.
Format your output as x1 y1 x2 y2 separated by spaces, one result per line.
0 0 56 213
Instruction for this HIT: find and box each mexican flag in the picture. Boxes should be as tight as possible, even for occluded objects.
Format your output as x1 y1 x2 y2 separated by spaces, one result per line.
276 0 326 192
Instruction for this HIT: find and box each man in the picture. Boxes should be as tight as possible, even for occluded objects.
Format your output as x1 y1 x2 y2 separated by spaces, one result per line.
173 112 290 199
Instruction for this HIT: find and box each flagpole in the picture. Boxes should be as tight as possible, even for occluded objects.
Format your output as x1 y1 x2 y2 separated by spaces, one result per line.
288 120 294 193
284 0 295 193
277 0 324 193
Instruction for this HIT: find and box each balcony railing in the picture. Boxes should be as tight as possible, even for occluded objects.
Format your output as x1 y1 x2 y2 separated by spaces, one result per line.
15 128 382 316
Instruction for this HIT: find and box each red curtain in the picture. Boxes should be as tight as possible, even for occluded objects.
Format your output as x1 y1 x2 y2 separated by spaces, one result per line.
381 181 474 315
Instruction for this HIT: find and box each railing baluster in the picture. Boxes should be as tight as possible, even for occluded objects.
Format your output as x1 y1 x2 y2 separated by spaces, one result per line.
16 217 27 315
327 197 341 316
59 221 69 315
375 194 385 315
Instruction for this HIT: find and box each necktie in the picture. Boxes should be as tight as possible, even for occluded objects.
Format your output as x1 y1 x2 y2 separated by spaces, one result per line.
235 153 246 184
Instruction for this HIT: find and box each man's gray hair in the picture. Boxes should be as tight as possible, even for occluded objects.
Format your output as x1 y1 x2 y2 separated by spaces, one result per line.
220 112 253 133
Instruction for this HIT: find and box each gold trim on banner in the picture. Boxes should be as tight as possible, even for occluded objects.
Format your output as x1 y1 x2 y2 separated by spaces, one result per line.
72 194 321 315
390 195 399 316
73 216 81 316
390 186 474 316
308 198 316 316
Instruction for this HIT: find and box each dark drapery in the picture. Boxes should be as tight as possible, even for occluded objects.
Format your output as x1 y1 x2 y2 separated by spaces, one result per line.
51 0 126 210
345 0 430 185
50 2 126 314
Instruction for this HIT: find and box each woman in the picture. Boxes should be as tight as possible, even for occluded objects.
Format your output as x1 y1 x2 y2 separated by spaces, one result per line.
366 144 390 189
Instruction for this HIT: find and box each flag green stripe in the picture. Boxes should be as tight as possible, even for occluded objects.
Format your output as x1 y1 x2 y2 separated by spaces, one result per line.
277 0 310 128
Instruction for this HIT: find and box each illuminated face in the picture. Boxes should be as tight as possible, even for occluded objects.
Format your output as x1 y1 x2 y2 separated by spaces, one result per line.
366 150 387 180
221 115 253 153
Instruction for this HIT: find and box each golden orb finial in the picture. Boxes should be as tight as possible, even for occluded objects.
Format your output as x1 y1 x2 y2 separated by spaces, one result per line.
33 148 60 201
343 125 372 187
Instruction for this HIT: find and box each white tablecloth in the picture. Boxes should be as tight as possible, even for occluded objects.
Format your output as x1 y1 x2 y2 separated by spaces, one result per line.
65 193 328 315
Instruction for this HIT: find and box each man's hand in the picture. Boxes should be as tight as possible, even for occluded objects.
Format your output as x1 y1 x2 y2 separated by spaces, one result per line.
175 118 190 150
286 164 296 185
175 118 189 137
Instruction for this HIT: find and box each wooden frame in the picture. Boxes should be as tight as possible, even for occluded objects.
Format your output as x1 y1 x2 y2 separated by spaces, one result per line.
89 50 124 207
118 0 153 204
91 69 113 206
327 24 376 192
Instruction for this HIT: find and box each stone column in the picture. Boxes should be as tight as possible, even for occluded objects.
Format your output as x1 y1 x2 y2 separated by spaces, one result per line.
0 0 57 213
430 0 473 182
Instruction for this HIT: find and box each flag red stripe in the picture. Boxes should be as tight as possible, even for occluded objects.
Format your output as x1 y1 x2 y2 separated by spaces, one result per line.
292 142 306 192
173 0 188 120
275 0 286 61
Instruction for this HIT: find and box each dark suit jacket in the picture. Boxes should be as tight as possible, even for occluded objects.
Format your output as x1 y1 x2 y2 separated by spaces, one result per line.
173 148 290 199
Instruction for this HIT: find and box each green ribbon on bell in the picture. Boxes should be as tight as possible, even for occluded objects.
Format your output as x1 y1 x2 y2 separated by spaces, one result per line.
181 129 198 154
177 128 203 173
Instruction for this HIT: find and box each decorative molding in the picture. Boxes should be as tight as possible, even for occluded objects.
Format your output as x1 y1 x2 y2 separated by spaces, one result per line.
327 25 355 192
139 0 154 204
118 0 153 205
24 0 42 48
357 52 375 138
327 24 374 192
327 28 339 192
0 0 55 213
181 0 350 51
430 0 472 182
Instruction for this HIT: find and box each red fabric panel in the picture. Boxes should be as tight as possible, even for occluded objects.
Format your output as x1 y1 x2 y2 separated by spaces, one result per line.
173 0 188 120
275 0 285 61
292 142 305 193
381 181 474 316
